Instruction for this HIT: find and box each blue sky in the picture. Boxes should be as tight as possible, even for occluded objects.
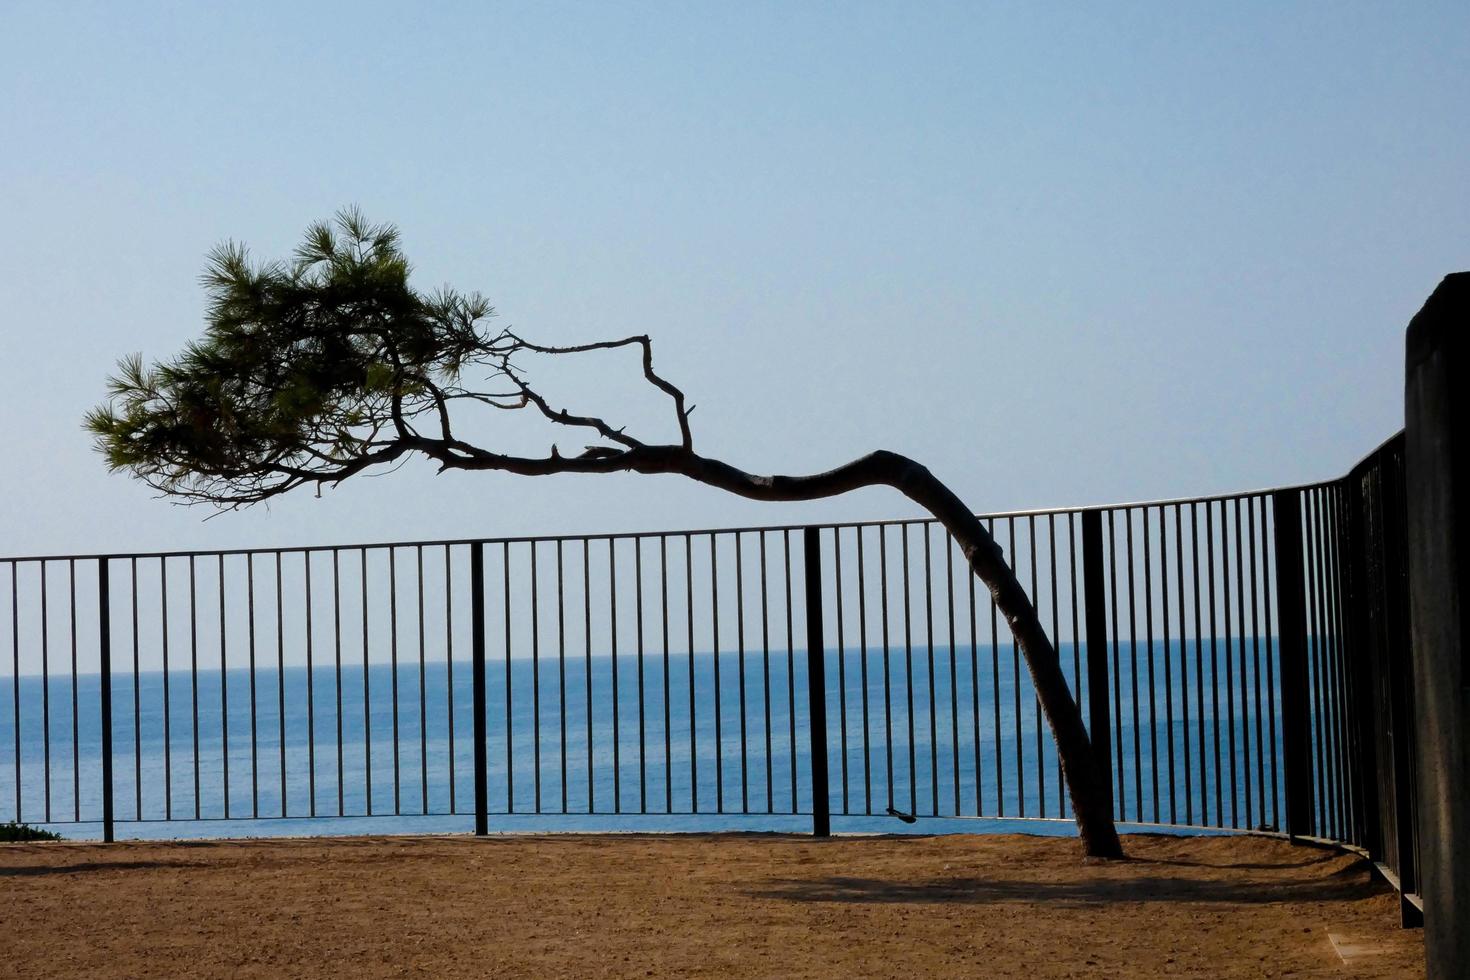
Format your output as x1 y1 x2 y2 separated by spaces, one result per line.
1 1 1466 558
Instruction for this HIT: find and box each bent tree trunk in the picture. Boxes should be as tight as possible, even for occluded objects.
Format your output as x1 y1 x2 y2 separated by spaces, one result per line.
418 438 1124 856
633 447 1125 858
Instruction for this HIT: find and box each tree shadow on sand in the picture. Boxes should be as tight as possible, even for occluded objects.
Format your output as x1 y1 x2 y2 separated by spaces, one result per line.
0 860 202 878
745 859 1384 907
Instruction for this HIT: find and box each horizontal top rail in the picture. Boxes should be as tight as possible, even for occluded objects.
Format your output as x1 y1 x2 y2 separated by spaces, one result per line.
0 475 1361 566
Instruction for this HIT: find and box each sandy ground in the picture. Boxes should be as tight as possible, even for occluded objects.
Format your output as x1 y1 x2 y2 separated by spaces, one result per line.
1 832 1422 979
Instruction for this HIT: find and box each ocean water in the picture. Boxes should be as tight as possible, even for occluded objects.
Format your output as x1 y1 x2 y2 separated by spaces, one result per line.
0 642 1285 840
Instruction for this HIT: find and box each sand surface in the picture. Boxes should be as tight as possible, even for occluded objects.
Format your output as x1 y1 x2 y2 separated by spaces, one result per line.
1 832 1422 978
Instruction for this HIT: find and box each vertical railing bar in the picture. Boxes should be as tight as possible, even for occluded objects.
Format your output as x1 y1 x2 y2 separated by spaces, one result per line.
417 546 428 815
902 522 916 816
968 529 981 818
1028 515 1044 818
1066 514 1081 821
505 543 515 813
470 541 488 836
1158 506 1176 825
69 559 79 823
1247 498 1266 829
834 529 849 815
1234 497 1252 829
10 563 19 823
444 546 455 814
222 554 233 819
784 530 797 811
1331 482 1350 840
1190 504 1207 826
924 524 938 816
190 555 200 820
733 533 746 813
272 552 287 817
159 558 170 821
611 538 624 814
1305 488 1328 834
1141 508 1159 824
683 534 695 813
1124 510 1141 823
98 558 114 842
880 525 893 812
333 550 344 817
1312 488 1334 834
1311 487 1334 834
1328 480 1349 842
1221 499 1238 829
1106 511 1123 818
361 549 371 817
1047 515 1061 818
1328 484 1353 839
709 534 720 814
1205 503 1221 827
532 542 543 813
249 555 264 816
761 532 774 813
584 540 594 813
858 528 873 815
988 518 1002 816
1331 486 1354 838
41 561 51 823
131 558 141 821
583 540 594 812
302 552 313 817
634 537 646 813
558 541 569 814
247 555 259 819
1173 506 1191 825
1260 496 1279 828
1319 486 1346 837
1009 518 1023 818
389 547 401 814
658 536 670 815
417 549 429 816
948 532 960 816
803 527 830 837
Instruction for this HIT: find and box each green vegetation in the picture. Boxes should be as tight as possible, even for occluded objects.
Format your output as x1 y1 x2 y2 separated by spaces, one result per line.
0 821 62 842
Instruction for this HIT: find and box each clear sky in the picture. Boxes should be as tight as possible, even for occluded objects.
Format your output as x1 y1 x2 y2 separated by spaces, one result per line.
2 1 1466 559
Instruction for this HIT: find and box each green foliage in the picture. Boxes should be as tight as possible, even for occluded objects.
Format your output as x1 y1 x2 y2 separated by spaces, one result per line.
86 207 498 505
0 821 63 842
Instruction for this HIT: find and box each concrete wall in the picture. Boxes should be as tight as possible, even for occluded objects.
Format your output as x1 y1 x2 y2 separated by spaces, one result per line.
1404 272 1470 978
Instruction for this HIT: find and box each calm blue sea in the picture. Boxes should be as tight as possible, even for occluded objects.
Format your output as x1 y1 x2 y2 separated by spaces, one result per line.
1 643 1281 839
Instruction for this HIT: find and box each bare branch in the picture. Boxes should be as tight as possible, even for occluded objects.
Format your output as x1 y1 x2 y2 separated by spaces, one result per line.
501 332 693 449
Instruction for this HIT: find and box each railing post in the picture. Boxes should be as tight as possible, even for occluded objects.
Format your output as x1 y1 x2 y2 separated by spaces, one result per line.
1272 489 1314 839
1079 511 1114 819
1378 445 1424 928
1338 474 1380 856
802 527 831 838
470 542 488 837
97 558 114 844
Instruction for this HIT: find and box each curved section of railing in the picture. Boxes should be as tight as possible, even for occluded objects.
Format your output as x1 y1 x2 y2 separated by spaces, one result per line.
0 436 1413 898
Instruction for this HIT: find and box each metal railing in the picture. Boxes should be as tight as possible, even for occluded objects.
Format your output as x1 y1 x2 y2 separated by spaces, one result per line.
0 456 1413 870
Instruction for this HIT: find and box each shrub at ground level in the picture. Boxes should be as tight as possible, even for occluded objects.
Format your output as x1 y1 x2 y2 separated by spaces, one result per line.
0 821 62 842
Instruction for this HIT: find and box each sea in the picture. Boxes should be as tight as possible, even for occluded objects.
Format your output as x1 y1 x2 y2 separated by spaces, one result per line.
1 643 1282 840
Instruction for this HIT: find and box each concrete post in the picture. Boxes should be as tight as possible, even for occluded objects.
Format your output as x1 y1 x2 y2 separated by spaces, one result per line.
1404 272 1470 977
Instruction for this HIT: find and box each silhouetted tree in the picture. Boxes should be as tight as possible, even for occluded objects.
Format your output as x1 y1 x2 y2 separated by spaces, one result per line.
87 209 1123 858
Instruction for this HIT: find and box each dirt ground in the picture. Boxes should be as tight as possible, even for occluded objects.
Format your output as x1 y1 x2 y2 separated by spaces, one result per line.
1 832 1422 979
